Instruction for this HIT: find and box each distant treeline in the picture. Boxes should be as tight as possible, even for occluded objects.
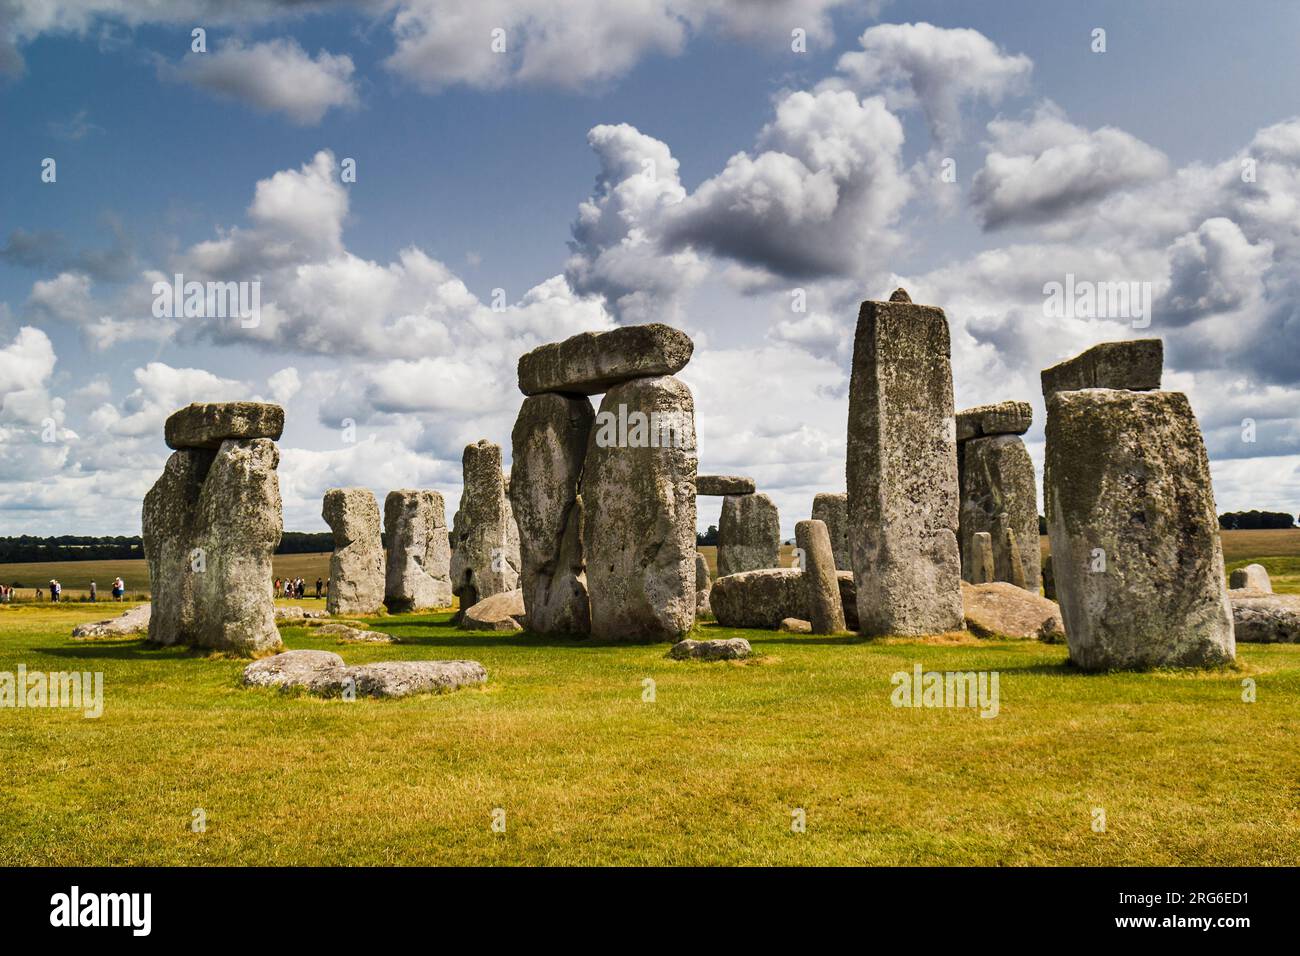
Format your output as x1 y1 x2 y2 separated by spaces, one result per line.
1217 511 1297 530
696 525 719 546
0 532 336 563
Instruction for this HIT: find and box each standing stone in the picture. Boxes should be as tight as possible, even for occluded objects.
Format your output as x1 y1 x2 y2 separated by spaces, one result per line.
1045 388 1234 669
383 490 453 612
795 519 846 634
518 324 694 396
583 375 696 642
846 289 964 636
959 434 1039 591
970 532 995 584
142 447 215 646
717 493 780 577
695 552 713 617
323 487 385 616
509 393 594 635
811 492 850 571
999 522 1028 590
1041 339 1163 398
1229 564 1272 593
450 440 521 612
696 475 756 496
191 439 283 654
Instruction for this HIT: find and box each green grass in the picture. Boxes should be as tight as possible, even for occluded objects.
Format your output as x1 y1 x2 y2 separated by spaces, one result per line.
2 597 1298 866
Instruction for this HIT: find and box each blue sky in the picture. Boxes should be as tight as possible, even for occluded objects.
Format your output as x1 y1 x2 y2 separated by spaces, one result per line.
2 0 1298 537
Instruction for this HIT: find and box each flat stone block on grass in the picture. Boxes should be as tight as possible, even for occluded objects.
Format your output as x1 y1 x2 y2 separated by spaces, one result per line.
668 638 752 660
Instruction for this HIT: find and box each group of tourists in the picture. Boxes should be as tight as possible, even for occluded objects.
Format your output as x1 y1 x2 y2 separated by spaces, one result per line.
0 576 126 604
274 577 326 600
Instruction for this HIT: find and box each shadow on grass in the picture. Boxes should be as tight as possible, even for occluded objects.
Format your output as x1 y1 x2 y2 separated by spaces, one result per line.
35 640 208 662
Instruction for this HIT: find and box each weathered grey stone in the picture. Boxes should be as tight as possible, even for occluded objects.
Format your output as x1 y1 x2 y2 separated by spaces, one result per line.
509 393 593 635
811 492 850 571
717 492 780 577
1041 339 1163 398
696 475 756 496
1045 388 1234 670
460 589 526 632
796 519 846 634
318 623 398 644
1229 591 1300 642
710 568 806 629
347 660 487 697
517 323 694 396
72 604 151 639
847 291 964 636
242 649 347 692
970 532 995 584
450 440 521 612
779 617 812 634
669 638 752 660
165 401 284 450
323 487 385 616
959 434 1039 591
142 447 213 647
961 581 1064 641
956 401 1032 441
1229 564 1272 593
583 375 697 642
189 438 284 655
384 490 453 612
695 552 712 618
1000 523 1028 590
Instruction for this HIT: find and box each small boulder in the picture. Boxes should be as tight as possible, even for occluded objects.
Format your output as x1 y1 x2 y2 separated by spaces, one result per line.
460 589 527 632
668 638 752 661
72 604 152 639
961 581 1065 641
1229 564 1272 593
317 623 399 644
779 617 812 634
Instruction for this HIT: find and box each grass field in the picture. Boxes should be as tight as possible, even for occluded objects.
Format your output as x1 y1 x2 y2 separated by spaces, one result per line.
1 585 1298 865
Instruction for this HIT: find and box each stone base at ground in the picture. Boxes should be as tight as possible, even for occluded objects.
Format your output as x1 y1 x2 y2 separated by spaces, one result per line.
71 604 151 639
460 589 527 632
668 638 752 660
1229 590 1300 643
961 582 1065 641
242 650 486 697
710 568 806 629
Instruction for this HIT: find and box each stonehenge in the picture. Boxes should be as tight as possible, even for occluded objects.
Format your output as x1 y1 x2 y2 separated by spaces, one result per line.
717 491 780 577
509 393 594 635
811 492 849 570
383 490 453 612
512 324 698 643
846 289 964 636
323 487 386 616
795 519 845 634
449 440 521 613
956 402 1038 592
142 402 284 655
1043 347 1234 670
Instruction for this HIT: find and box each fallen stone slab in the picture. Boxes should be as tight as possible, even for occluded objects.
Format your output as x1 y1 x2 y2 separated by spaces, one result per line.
517 323 694 396
347 660 487 697
961 582 1064 641
72 603 152 639
1229 564 1272 593
956 401 1032 441
460 589 527 632
242 650 348 693
668 638 752 661
710 568 806 629
165 401 284 450
696 474 756 496
318 623 399 644
779 617 812 634
1229 591 1300 643
1041 339 1163 398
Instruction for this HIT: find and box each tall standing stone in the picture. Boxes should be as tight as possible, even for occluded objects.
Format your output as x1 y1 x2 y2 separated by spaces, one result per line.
143 447 215 646
384 490 453 612
717 492 780 577
192 439 283 653
959 434 1039 590
449 440 521 612
1044 387 1234 669
323 487 385 616
846 289 964 636
509 393 594 635
583 375 696 642
795 519 845 634
811 492 850 571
